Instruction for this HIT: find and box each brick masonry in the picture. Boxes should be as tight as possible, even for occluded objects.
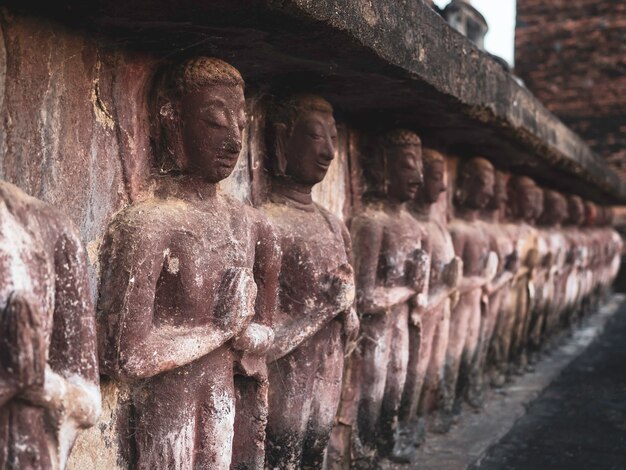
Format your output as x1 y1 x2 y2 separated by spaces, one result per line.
515 1 626 178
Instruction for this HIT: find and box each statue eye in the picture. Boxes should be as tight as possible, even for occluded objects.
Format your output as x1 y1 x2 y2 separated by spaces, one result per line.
204 119 226 129
202 108 229 128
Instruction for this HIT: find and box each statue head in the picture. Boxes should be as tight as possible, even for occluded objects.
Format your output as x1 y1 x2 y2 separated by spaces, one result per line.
454 157 494 210
598 206 614 226
538 189 567 226
595 206 606 226
420 148 447 204
605 206 615 226
485 170 508 212
268 94 337 186
507 176 538 222
151 57 246 183
584 201 597 227
566 195 585 226
364 129 423 202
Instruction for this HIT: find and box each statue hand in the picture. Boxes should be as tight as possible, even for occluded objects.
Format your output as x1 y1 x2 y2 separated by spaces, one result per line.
1 293 46 391
214 267 257 333
340 307 360 343
449 290 461 309
20 365 66 415
406 249 430 291
526 248 540 269
444 256 463 288
410 309 421 327
485 251 498 282
232 323 274 354
505 250 519 272
322 263 356 312
22 366 101 429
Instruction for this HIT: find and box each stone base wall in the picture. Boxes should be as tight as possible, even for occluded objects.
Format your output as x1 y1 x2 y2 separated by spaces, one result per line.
516 0 626 176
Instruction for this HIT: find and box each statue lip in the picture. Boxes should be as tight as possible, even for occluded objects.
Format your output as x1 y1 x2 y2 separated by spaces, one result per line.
217 152 240 166
316 158 333 171
407 182 421 193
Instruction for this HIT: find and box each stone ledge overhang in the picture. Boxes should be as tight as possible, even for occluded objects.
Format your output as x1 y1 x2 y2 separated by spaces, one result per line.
13 0 626 203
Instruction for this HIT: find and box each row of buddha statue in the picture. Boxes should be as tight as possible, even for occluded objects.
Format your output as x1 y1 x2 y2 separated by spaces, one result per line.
0 57 621 469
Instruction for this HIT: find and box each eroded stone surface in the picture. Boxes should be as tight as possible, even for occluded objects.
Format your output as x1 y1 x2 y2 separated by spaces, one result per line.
96 57 280 469
0 181 100 469
262 95 356 469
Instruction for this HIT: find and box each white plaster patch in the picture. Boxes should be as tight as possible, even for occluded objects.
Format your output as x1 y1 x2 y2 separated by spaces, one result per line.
208 387 235 469
0 201 36 295
167 256 180 275
163 248 180 275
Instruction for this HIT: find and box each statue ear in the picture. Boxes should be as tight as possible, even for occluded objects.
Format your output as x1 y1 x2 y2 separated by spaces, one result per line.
505 198 514 220
454 187 466 207
274 123 289 176
159 101 177 149
158 100 185 172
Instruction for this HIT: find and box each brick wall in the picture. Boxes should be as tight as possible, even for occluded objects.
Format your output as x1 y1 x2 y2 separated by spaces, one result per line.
515 0 626 177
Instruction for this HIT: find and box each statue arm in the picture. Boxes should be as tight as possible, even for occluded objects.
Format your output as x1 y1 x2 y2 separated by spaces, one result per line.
269 262 355 362
337 222 359 342
0 293 45 407
98 218 254 381
450 229 483 292
43 229 101 428
451 231 497 293
484 241 514 295
268 302 349 362
268 220 357 361
484 269 513 295
232 218 280 354
352 217 414 315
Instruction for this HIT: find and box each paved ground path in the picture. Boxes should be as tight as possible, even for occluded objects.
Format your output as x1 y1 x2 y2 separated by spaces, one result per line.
471 302 626 470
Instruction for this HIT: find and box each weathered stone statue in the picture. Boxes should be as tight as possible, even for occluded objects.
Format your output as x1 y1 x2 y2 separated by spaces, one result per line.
604 208 623 294
471 170 517 403
502 176 540 372
531 189 568 354
97 57 279 469
446 157 497 415
262 95 358 469
597 207 622 296
0 181 101 469
558 194 588 331
394 148 461 459
581 201 601 315
351 130 428 457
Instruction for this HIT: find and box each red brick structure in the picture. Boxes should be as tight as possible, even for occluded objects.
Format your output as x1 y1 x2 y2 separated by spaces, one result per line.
516 1 626 177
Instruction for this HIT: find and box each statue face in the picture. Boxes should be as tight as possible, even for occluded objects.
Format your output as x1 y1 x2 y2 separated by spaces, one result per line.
567 196 584 225
284 109 337 185
464 165 494 209
179 84 246 183
487 172 507 211
556 195 568 223
542 191 567 225
584 202 597 226
387 144 423 202
423 159 446 204
513 181 537 221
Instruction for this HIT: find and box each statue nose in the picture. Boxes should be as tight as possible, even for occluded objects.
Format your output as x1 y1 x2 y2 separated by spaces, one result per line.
225 139 242 154
321 144 334 161
226 125 243 154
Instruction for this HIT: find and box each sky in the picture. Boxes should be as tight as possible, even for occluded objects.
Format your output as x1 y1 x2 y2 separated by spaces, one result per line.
433 0 516 65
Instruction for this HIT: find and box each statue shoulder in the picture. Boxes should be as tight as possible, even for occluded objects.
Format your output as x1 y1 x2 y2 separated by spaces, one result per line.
0 180 55 221
314 203 347 228
0 181 78 241
108 198 188 238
